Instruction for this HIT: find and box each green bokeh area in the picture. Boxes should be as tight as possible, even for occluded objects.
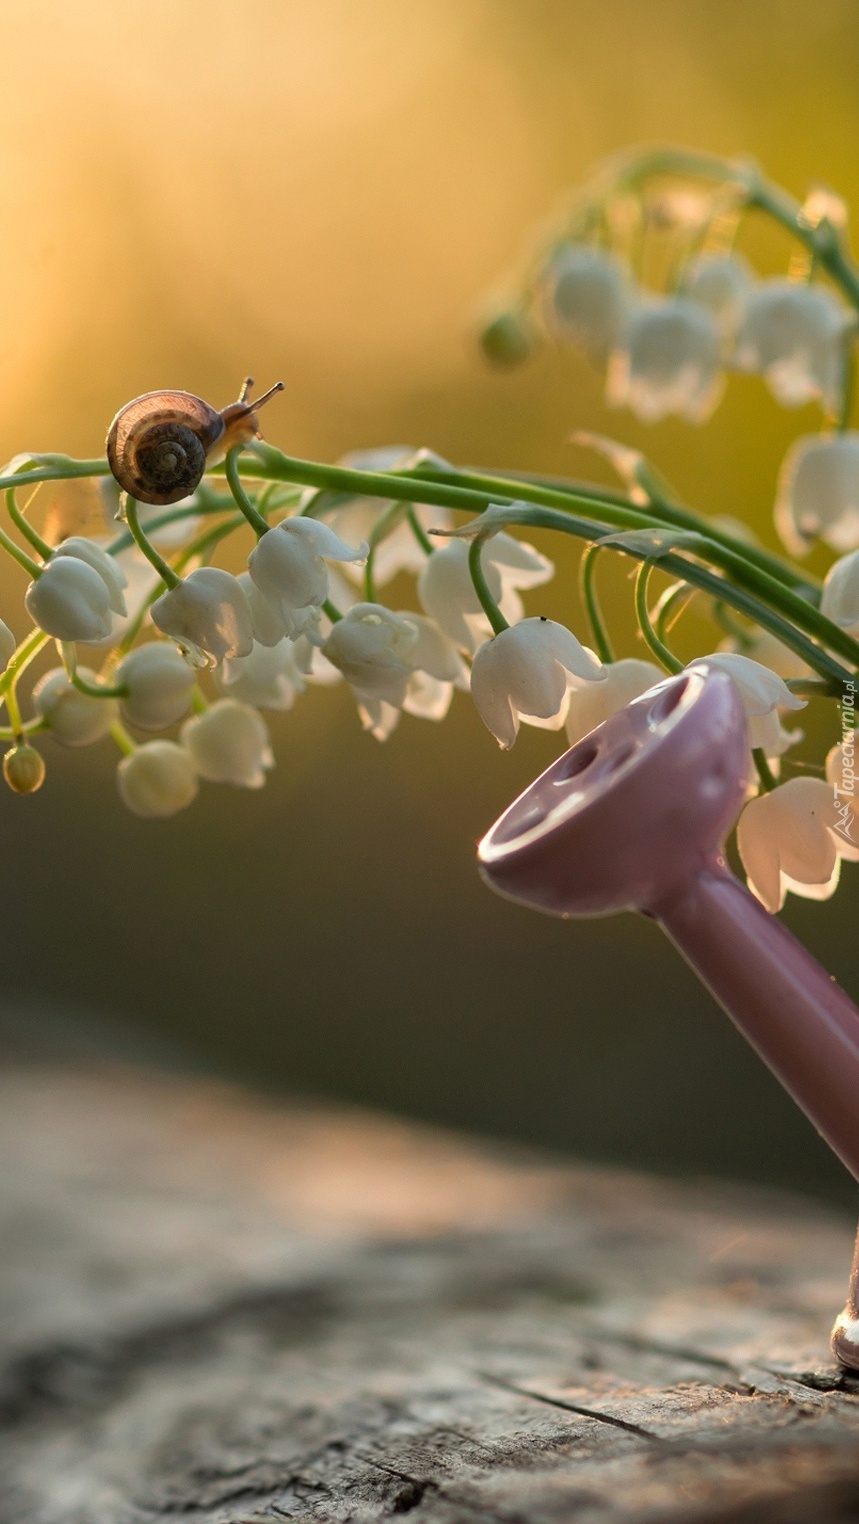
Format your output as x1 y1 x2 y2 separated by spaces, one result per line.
2 0 859 1203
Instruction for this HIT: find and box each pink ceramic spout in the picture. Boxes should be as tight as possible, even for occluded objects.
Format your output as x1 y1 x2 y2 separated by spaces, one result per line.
478 666 859 1368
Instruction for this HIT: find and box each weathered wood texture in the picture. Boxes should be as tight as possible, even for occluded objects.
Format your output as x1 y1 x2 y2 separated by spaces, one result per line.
3 1054 859 1523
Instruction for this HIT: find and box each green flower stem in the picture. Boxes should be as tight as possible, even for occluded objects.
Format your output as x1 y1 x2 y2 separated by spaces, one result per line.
4 679 24 740
105 496 235 556
225 447 269 537
406 505 434 556
5 484 51 561
71 672 128 700
322 598 342 624
654 580 695 645
579 544 614 663
364 500 408 602
468 537 508 635
124 497 180 590
752 748 779 795
451 502 853 687
634 562 684 674
0 519 42 580
0 717 47 741
190 687 208 715
109 720 136 757
0 629 49 696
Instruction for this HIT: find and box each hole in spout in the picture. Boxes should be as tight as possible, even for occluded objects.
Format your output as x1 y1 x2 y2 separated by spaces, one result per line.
554 740 599 781
647 676 689 727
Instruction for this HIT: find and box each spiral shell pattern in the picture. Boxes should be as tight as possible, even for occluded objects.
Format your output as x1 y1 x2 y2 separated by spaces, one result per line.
106 391 225 505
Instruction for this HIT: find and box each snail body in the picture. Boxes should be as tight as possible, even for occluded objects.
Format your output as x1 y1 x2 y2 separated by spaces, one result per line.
106 379 284 505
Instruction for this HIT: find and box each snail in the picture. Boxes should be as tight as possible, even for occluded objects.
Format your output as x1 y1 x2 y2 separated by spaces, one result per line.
106 377 284 505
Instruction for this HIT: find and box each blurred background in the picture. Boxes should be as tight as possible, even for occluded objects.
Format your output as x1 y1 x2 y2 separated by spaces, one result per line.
0 0 857 1200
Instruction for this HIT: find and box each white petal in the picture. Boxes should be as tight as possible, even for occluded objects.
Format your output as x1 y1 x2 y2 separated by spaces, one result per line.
688 652 805 715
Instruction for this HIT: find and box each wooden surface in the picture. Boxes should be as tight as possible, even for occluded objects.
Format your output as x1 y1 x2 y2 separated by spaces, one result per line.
3 1052 859 1522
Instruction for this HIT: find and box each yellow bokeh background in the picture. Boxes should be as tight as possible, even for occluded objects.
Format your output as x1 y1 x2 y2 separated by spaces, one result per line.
3 0 859 1199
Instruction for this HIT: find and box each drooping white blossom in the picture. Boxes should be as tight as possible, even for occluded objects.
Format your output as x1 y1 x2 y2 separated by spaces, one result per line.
681 253 752 344
52 537 127 616
737 777 848 912
151 567 254 666
775 434 859 556
33 667 119 747
398 612 469 723
564 658 662 745
321 603 419 739
181 699 274 788
218 640 307 711
718 629 812 682
247 517 367 630
417 534 554 655
734 279 850 411
827 739 859 862
820 546 859 635
688 652 805 758
606 297 723 423
117 740 199 819
116 642 197 731
471 617 604 749
543 247 629 359
25 556 115 643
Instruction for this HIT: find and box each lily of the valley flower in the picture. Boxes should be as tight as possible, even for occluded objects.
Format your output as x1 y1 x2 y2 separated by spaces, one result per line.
827 740 859 862
151 567 254 666
821 546 859 634
181 699 273 788
718 629 812 682
543 247 629 360
116 642 197 731
776 434 859 557
33 667 119 747
734 279 849 411
471 617 604 749
53 537 127 616
607 297 723 423
321 603 418 740
218 639 307 711
25 556 115 643
247 517 367 629
681 254 752 344
737 776 850 912
564 658 662 745
688 652 805 757
418 534 553 655
117 741 199 819
399 612 469 724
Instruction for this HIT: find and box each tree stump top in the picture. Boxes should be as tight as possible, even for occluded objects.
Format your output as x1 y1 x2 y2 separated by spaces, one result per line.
2 1050 859 1522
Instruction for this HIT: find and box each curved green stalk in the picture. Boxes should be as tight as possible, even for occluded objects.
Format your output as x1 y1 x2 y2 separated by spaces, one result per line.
5 485 51 561
579 544 614 663
468 537 508 635
634 562 683 674
225 448 268 537
124 497 180 590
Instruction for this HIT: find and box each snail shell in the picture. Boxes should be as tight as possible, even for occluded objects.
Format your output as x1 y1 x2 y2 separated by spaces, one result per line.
106 391 225 506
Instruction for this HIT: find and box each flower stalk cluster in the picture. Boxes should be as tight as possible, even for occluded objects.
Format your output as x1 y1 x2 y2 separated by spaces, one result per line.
0 147 855 917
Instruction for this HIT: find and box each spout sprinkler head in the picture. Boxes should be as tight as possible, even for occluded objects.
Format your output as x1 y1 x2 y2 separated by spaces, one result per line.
478 666 749 918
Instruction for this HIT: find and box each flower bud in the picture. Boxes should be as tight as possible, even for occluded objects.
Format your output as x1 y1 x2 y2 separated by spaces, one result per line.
734 279 849 411
321 604 418 706
775 433 859 556
471 616 604 749
737 777 843 912
33 667 118 747
3 743 45 794
543 247 628 359
607 297 723 423
151 567 254 665
117 741 199 818
25 556 114 643
247 518 367 627
478 306 537 367
181 699 273 788
116 643 197 731
681 253 752 343
53 537 127 616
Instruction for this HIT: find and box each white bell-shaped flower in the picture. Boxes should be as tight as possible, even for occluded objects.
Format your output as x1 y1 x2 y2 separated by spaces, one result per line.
236 571 291 647
734 279 849 411
181 699 273 788
681 253 752 344
116 642 196 731
218 639 307 711
0 620 15 673
827 739 859 861
117 740 199 819
687 652 805 719
471 616 604 749
398 612 469 723
718 629 812 682
25 556 114 643
606 297 723 423
543 247 629 359
417 534 553 655
821 547 859 634
33 667 118 747
737 777 846 912
565 658 662 745
775 433 859 556
151 567 254 666
321 603 418 711
247 517 367 629
52 537 127 616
